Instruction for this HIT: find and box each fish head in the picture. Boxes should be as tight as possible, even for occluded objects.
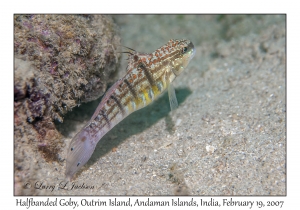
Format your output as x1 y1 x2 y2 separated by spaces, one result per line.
171 39 196 76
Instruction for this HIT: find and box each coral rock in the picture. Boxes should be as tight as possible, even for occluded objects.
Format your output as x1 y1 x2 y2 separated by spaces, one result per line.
14 15 121 175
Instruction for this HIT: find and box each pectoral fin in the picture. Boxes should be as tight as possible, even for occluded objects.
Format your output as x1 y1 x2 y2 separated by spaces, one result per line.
168 83 178 111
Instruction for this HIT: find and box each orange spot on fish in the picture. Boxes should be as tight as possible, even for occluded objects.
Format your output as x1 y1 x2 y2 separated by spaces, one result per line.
117 87 123 93
81 136 86 142
133 74 137 79
107 99 112 106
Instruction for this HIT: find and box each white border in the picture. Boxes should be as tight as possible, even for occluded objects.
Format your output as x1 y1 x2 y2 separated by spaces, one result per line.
4 0 298 209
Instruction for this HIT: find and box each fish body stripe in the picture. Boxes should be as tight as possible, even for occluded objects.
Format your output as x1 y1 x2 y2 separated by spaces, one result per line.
110 94 125 116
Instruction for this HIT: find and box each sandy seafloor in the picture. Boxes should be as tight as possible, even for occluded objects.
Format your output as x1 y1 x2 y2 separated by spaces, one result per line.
18 15 286 195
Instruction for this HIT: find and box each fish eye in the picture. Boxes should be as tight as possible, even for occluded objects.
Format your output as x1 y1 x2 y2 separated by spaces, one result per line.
182 47 188 54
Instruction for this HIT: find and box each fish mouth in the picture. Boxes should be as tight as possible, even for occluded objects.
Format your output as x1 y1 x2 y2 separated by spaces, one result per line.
186 41 196 62
190 47 196 61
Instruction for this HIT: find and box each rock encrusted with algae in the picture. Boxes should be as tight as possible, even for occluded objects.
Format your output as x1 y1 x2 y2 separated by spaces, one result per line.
14 14 120 122
14 15 121 181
